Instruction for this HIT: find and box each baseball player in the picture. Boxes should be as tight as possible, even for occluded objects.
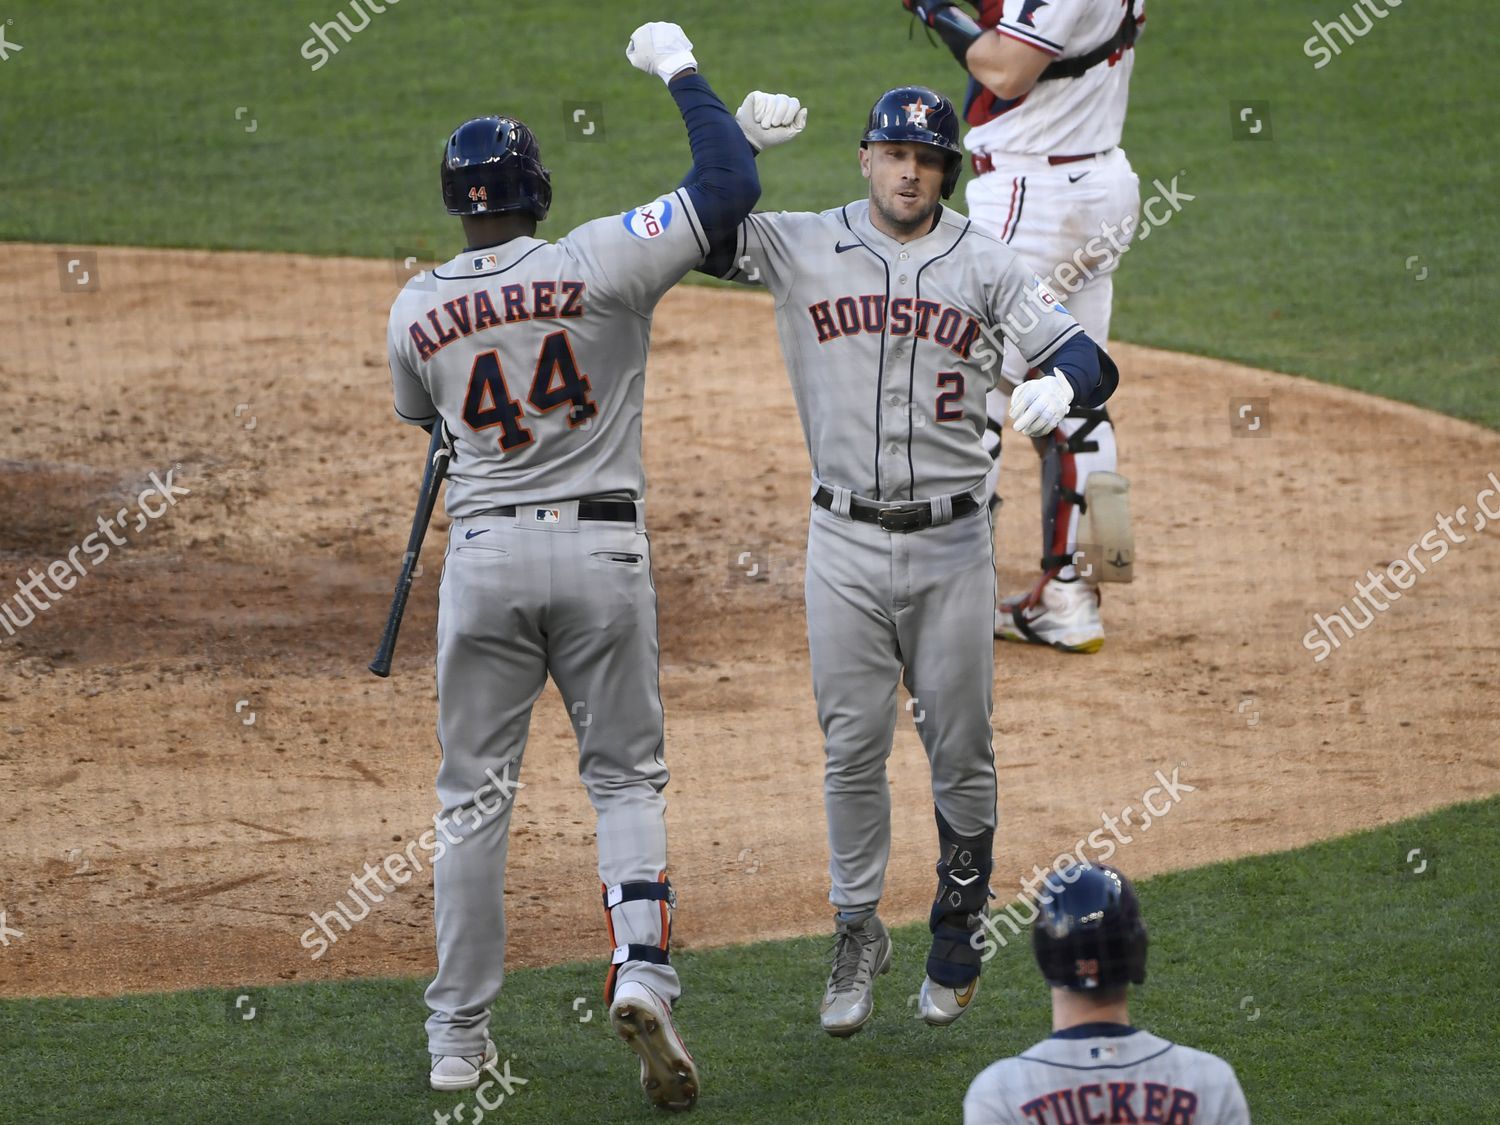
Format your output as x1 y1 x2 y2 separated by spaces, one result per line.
386 22 763 1110
965 863 1252 1122
700 87 1118 1035
904 0 1146 653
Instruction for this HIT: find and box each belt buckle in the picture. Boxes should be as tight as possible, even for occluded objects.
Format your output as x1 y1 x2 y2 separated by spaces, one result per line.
877 504 924 533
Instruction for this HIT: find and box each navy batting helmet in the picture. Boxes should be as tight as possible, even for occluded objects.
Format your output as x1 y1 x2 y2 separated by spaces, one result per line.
861 86 964 199
441 116 552 221
1032 864 1148 991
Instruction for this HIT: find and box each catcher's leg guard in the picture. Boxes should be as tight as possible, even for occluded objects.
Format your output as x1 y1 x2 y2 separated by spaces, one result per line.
1074 471 1134 584
926 809 994 988
1037 404 1113 582
601 876 675 1005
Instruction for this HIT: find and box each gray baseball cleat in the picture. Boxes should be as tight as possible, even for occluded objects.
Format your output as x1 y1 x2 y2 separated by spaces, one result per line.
917 975 980 1026
820 914 893 1037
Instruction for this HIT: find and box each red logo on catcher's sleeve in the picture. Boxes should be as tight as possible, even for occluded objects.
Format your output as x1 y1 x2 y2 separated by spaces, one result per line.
1018 0 1050 28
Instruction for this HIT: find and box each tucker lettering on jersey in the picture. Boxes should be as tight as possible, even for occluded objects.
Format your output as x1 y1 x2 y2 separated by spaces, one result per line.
1020 1080 1199 1124
807 294 983 359
407 280 586 362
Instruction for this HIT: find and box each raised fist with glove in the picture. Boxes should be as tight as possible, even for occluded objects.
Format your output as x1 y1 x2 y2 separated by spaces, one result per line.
626 22 698 85
1009 372 1074 437
735 91 808 153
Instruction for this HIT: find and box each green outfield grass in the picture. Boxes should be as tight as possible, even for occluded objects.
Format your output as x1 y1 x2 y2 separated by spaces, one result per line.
3 797 1496 1123
0 0 1496 424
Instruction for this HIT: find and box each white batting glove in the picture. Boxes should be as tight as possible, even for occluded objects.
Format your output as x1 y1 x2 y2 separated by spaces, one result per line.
735 91 809 153
626 22 697 85
1009 372 1075 436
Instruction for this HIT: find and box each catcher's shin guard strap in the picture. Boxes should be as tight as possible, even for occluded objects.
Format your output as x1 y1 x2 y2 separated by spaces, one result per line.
927 809 994 987
602 877 675 1004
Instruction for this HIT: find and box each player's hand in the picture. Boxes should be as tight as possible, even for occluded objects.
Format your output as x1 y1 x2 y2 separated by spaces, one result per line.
1009 373 1074 436
735 92 808 153
627 22 697 85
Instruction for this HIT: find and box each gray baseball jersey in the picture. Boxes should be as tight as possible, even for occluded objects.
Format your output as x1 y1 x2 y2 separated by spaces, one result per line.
719 198 1083 500
388 188 713 1057
965 1027 1252 1124
713 198 1091 928
389 187 711 515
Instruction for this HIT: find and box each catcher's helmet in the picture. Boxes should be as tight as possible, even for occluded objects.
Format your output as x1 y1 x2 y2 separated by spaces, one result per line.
1032 864 1148 991
441 116 552 221
861 85 964 199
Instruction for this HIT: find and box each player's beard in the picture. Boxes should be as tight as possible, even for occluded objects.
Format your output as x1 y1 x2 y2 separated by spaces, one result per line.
870 182 941 238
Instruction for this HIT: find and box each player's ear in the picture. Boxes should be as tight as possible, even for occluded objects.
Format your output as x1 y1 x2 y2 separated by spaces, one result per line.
858 144 872 181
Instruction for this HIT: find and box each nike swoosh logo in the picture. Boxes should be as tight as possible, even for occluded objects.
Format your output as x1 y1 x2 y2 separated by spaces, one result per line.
834 241 862 254
464 528 490 540
1068 171 1089 183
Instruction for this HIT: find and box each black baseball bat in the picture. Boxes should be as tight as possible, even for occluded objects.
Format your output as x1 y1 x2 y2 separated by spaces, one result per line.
369 423 452 677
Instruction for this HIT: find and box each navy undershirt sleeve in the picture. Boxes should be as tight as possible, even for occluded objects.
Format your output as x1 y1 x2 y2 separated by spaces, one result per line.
669 74 759 244
1048 332 1118 408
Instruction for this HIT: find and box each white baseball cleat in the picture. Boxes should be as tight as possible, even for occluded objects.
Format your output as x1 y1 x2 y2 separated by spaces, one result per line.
995 577 1104 653
917 975 980 1027
429 1038 498 1091
611 980 700 1112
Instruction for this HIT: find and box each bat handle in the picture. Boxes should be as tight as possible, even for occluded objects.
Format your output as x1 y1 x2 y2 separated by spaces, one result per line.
369 573 414 677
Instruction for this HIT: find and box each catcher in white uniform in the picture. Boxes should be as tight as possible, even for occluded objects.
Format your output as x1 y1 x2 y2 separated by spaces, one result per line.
965 864 1251 1123
904 0 1145 652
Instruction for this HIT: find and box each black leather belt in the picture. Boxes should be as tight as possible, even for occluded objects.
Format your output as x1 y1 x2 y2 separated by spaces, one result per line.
478 500 636 522
813 486 981 532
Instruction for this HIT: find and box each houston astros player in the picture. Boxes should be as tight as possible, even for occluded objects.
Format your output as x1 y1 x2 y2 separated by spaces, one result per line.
701 87 1118 1035
965 863 1252 1123
904 0 1146 652
386 22 764 1110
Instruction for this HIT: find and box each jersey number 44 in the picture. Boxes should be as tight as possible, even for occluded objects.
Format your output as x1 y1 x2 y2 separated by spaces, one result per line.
462 329 598 452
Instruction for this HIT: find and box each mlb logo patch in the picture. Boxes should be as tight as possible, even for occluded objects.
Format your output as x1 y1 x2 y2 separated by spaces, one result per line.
472 253 498 272
533 507 561 524
1089 1044 1119 1060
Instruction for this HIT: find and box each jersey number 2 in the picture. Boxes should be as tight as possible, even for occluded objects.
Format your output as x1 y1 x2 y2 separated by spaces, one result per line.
935 371 965 422
461 331 598 452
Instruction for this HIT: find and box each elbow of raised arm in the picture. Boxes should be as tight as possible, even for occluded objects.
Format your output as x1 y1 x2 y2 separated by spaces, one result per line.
693 146 760 235
976 65 1031 102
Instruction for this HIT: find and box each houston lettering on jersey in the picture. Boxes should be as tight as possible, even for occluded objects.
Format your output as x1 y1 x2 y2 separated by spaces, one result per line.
1021 1080 1199 1123
407 280 586 363
807 294 983 360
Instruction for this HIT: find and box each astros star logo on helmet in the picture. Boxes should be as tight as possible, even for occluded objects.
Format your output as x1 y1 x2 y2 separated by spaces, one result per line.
902 100 931 127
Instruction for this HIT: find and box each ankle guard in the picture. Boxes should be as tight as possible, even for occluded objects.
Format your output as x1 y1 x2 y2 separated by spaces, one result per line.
927 810 994 987
602 877 674 1004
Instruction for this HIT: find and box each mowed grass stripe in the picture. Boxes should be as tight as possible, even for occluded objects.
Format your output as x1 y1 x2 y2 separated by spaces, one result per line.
2 797 1495 1122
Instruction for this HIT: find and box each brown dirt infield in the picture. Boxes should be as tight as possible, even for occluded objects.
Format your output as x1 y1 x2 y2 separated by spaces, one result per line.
0 243 1496 999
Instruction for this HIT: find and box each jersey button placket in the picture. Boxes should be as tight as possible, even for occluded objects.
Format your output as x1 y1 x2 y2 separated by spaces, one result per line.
883 264 914 499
